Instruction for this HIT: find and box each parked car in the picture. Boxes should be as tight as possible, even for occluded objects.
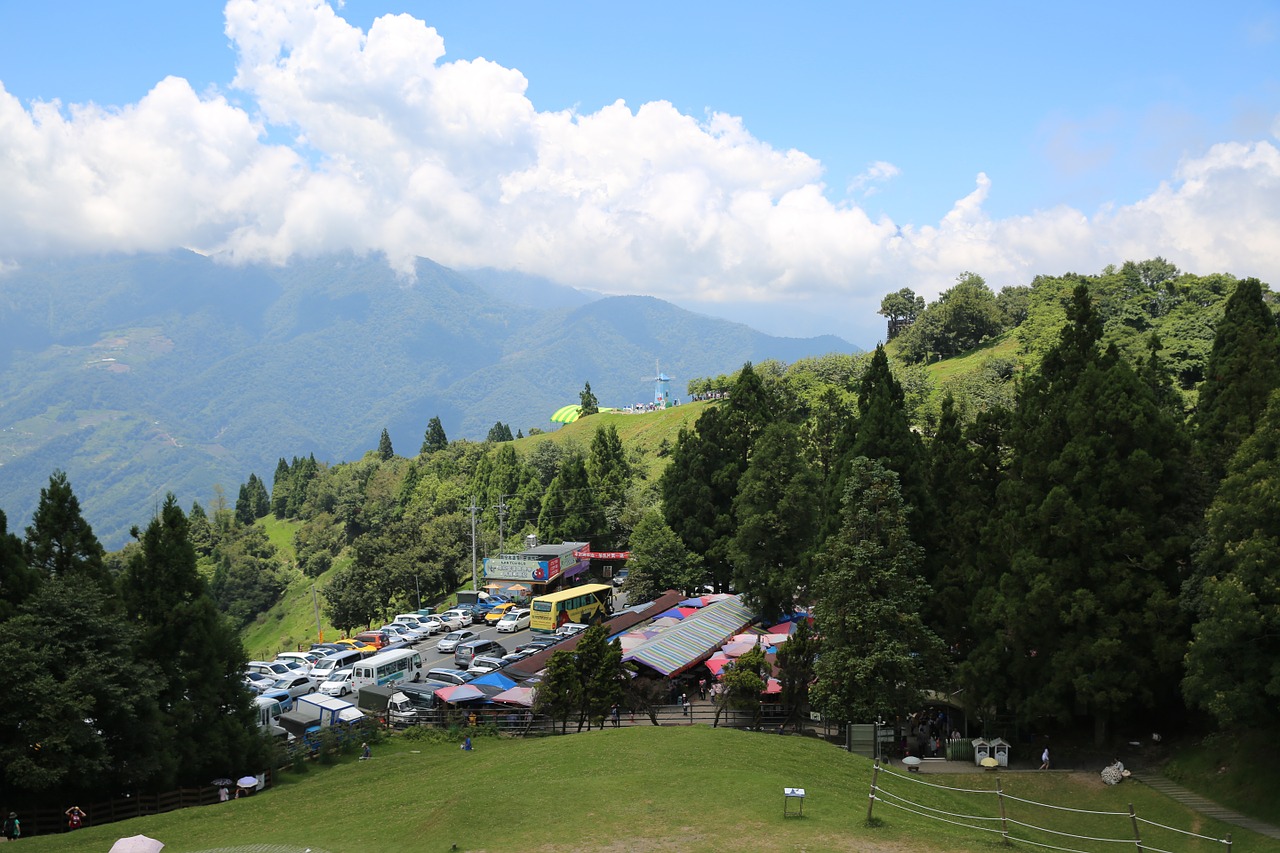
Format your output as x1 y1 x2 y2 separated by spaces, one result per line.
454 639 507 669
425 668 475 686
556 623 590 638
246 660 294 679
416 614 446 634
501 649 536 665
381 623 426 643
354 630 391 649
243 672 275 694
319 667 356 697
436 629 477 653
333 638 378 654
441 608 474 627
496 608 531 633
484 602 518 625
271 674 318 699
434 612 464 631
276 651 322 673
611 570 629 588
466 655 508 675
515 637 559 654
394 614 433 634
309 642 347 656
260 688 294 712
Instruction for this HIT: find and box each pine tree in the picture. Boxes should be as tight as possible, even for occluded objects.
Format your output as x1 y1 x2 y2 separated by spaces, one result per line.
420 416 448 454
729 421 819 621
270 458 292 518
587 424 633 549
535 650 583 733
774 618 819 732
1193 277 1280 482
377 428 394 461
1183 391 1280 728
971 285 1194 744
120 494 265 786
579 382 600 416
24 470 111 593
811 458 944 725
660 407 739 592
622 508 701 602
249 473 270 519
235 481 254 526
486 421 514 442
0 510 40 621
537 454 605 544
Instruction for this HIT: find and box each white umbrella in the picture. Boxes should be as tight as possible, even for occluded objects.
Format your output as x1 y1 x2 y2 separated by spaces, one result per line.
109 835 165 853
236 775 258 788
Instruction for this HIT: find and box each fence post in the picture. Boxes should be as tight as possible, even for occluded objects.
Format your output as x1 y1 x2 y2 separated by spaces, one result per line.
1128 803 1143 852
1225 832 1231 853
866 759 880 822
996 778 1009 844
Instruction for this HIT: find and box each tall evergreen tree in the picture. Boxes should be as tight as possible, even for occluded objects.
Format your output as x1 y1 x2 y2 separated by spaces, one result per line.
235 481 254 526
270 458 293 518
377 428 395 461
579 382 600 416
119 495 265 787
486 421 514 442
0 510 40 620
811 458 945 725
249 473 270 519
970 285 1194 744
420 416 449 455
24 470 111 594
538 454 606 544
660 407 739 592
1183 391 1280 729
729 421 819 620
1193 277 1280 482
0 578 165 796
622 508 701 602
774 618 820 732
587 424 633 549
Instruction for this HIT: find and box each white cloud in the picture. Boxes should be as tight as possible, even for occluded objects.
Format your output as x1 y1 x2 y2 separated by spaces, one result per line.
0 0 1278 335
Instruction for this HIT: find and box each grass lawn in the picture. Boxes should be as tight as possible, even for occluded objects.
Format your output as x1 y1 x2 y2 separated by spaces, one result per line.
19 727 1277 853
1163 730 1280 826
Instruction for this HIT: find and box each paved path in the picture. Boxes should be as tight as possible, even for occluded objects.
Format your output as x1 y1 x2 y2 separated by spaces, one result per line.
1130 772 1280 841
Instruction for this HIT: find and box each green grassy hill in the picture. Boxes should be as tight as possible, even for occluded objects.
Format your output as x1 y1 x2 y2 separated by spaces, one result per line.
19 726 1276 852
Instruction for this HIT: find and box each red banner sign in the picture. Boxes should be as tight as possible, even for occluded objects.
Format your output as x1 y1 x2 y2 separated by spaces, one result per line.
574 550 631 560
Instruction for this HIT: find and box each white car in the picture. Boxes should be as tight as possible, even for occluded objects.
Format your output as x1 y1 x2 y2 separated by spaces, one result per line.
275 651 321 673
496 608 531 633
319 667 355 697
270 674 318 699
246 660 293 679
436 629 477 653
466 655 507 675
381 624 425 643
441 608 473 627
416 615 446 634
434 612 464 631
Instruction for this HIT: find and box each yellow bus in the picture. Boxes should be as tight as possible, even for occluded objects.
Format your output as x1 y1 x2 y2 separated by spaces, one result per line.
530 584 614 633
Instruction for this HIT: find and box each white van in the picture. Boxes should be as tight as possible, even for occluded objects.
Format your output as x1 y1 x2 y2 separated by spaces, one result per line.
275 651 320 673
254 695 287 739
309 649 363 684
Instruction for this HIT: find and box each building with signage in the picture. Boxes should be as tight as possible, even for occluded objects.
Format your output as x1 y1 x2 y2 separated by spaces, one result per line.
482 541 590 600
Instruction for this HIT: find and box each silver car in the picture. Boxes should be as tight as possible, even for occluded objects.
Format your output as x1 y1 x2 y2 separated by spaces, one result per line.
435 629 476 653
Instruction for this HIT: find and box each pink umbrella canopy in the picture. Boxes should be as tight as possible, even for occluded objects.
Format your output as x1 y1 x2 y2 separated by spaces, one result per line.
491 686 536 707
730 633 763 644
435 684 486 704
705 653 732 676
762 677 782 695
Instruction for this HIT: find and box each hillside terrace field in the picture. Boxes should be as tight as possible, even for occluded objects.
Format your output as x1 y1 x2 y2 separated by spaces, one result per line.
18 727 1277 853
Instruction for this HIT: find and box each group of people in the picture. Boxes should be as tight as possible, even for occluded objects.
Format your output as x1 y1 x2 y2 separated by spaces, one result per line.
904 708 954 758
0 806 85 840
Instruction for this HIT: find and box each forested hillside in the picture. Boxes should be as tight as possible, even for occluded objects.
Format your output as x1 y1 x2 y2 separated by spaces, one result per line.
0 251 855 549
1 258 1275 806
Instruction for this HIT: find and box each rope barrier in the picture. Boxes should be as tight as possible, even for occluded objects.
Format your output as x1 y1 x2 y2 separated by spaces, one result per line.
870 794 1006 835
1000 791 1132 816
872 785 1004 822
1135 816 1231 842
1003 816 1136 844
875 765 999 795
866 762 1232 851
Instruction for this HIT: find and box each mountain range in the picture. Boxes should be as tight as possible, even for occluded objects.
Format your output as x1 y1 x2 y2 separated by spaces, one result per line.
0 251 856 548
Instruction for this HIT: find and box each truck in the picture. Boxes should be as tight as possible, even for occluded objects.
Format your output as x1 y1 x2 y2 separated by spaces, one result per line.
357 684 427 727
295 692 364 728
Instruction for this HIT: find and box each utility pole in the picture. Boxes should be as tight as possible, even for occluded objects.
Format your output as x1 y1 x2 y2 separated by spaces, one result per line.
469 494 480 591
311 585 322 642
492 494 509 556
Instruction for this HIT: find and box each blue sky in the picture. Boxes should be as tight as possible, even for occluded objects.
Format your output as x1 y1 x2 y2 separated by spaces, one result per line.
1 1 1278 344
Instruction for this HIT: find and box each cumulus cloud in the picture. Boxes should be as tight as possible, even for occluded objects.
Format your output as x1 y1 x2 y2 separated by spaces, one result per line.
0 0 1278 326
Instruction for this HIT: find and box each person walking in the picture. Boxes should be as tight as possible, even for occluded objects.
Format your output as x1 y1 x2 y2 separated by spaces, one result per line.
610 704 620 728
1040 747 1050 770
3 812 20 841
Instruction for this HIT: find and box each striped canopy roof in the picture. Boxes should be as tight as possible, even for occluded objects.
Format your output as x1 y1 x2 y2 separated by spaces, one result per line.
622 595 756 677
